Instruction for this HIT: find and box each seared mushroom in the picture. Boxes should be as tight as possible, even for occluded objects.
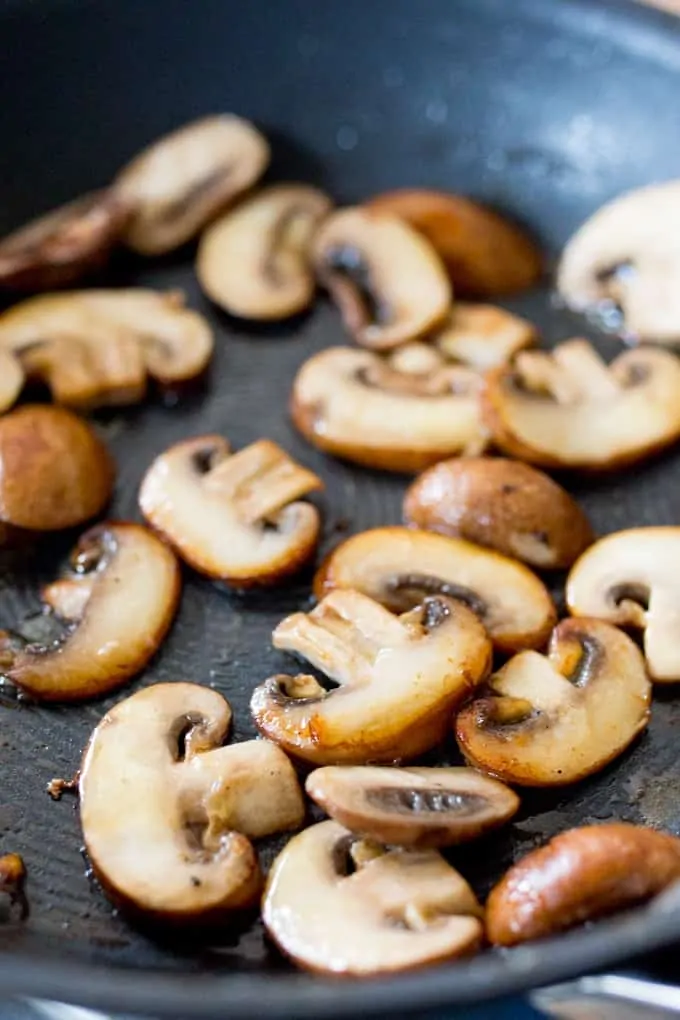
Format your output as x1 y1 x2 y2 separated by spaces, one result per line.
306 766 519 848
115 114 269 255
314 527 556 653
0 523 180 701
197 185 332 319
0 190 129 292
487 823 680 946
366 189 543 297
0 405 114 543
313 208 451 349
432 304 536 371
80 683 304 923
456 618 651 786
251 589 491 765
0 289 213 410
567 527 680 682
557 180 680 343
263 820 483 974
483 338 680 470
139 436 322 587
404 458 594 569
290 346 487 472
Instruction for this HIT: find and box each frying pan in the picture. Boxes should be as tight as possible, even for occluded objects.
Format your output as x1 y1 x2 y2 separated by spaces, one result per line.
1 0 680 1016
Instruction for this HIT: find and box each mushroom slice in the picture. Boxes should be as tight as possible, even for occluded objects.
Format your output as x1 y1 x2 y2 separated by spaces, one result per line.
404 458 594 569
557 180 680 344
0 190 129 292
433 304 536 371
306 766 519 848
366 189 543 297
0 350 25 415
567 527 680 683
263 820 482 975
455 618 651 787
139 436 322 587
314 527 556 653
0 523 180 701
313 207 451 349
251 589 491 765
0 289 213 409
114 115 270 255
80 683 304 923
197 185 332 319
483 338 680 470
290 346 487 473
486 823 680 946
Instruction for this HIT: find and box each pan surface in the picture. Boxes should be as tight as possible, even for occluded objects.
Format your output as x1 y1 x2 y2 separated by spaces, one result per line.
1 0 680 1015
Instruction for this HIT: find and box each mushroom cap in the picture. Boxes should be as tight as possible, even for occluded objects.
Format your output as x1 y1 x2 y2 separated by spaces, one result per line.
313 207 451 350
251 589 492 765
404 457 594 569
557 180 680 344
314 526 556 653
567 526 680 682
197 184 332 319
290 346 486 473
115 114 270 255
139 435 322 587
456 617 651 786
263 820 483 975
306 766 519 848
432 303 536 371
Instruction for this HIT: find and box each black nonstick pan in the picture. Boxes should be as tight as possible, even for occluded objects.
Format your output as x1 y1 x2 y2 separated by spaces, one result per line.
1 0 680 1016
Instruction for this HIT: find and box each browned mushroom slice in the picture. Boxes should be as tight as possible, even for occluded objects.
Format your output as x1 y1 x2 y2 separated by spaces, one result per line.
404 458 594 569
263 820 483 975
114 115 270 255
313 208 451 349
0 190 130 292
139 436 322 587
80 683 304 923
305 766 519 848
366 189 543 297
0 523 180 701
290 346 486 473
314 527 556 653
432 304 536 371
483 338 680 470
455 618 651 786
251 589 491 765
197 185 332 319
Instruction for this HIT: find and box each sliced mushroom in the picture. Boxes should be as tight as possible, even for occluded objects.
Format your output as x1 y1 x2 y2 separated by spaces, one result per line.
486 823 680 946
114 114 269 255
0 523 180 701
197 185 332 319
314 527 556 653
366 189 543 297
0 288 213 410
567 527 680 683
251 588 491 765
290 346 487 473
0 852 28 922
0 405 115 542
404 458 594 569
0 350 26 416
557 180 680 343
313 207 451 349
263 820 483 974
80 682 304 923
139 436 322 587
0 190 130 292
432 304 536 371
483 338 680 470
306 766 519 848
455 618 651 786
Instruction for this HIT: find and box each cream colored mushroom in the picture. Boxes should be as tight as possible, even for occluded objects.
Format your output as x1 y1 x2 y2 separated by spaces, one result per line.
80 682 304 923
197 185 332 319
139 436 322 587
0 352 27 418
433 303 536 371
263 820 483 974
115 115 270 255
250 588 491 765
